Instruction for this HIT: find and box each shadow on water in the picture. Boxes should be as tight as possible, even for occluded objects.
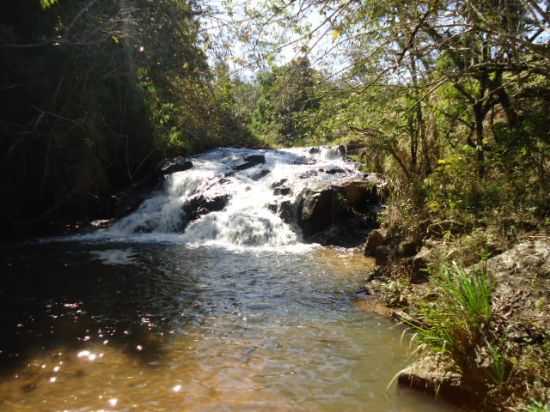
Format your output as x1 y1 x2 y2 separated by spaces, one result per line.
0 242 203 375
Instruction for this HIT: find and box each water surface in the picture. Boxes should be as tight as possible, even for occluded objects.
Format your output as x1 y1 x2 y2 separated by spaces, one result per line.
0 241 463 412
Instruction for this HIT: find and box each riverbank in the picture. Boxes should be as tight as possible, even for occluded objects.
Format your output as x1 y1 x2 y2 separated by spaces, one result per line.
360 222 550 412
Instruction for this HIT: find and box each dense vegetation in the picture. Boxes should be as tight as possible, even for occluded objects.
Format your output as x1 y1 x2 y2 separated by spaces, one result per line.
0 0 254 238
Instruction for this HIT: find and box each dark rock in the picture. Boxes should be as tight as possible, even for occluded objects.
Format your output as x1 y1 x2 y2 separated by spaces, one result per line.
113 174 164 218
412 246 433 273
277 200 296 225
309 147 321 154
233 154 266 171
182 192 230 222
296 177 386 247
325 167 347 175
398 238 419 257
251 168 270 180
373 245 391 265
159 156 193 175
364 228 387 256
293 157 316 165
274 187 291 196
271 179 288 189
299 170 318 179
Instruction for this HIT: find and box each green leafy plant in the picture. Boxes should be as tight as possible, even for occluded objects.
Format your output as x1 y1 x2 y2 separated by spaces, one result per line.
526 401 549 412
412 263 493 374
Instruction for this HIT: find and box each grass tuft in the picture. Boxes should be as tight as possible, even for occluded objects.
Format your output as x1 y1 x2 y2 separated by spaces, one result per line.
412 263 493 374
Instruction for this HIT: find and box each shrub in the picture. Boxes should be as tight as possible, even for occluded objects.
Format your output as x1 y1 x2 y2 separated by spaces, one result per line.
412 263 493 375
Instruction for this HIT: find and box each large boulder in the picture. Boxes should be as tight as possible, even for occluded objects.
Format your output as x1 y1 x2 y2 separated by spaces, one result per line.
296 176 386 246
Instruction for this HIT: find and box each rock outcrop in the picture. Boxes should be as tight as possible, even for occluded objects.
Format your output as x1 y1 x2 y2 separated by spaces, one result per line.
295 175 387 246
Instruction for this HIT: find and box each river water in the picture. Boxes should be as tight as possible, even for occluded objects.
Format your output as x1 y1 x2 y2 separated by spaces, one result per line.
0 148 464 411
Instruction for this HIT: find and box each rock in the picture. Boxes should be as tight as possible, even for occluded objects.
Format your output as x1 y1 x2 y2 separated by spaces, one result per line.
271 179 288 189
159 156 193 175
471 239 550 332
277 200 296 225
364 228 387 256
296 177 386 246
397 356 469 403
293 157 316 165
483 239 550 280
182 192 230 222
250 168 270 180
324 167 347 175
309 147 321 154
113 174 163 218
299 170 318 179
274 187 291 196
233 154 265 171
398 238 419 257
412 246 433 273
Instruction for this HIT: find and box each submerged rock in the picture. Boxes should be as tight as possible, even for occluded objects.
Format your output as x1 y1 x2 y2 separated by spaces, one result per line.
251 168 270 180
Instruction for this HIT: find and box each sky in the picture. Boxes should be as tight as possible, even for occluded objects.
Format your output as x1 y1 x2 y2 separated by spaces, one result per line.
199 0 349 80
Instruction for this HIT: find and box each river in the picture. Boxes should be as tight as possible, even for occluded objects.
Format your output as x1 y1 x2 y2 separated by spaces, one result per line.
0 147 464 411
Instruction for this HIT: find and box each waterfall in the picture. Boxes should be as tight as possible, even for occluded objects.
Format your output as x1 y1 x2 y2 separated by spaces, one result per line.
96 146 365 249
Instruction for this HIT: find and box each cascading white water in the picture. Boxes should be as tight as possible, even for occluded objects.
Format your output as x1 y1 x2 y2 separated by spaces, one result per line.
105 146 364 248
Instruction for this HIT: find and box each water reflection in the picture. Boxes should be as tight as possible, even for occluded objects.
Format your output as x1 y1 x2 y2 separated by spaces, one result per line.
0 242 465 411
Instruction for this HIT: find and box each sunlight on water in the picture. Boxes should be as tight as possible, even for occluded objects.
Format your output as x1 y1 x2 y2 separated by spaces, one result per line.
0 243 465 412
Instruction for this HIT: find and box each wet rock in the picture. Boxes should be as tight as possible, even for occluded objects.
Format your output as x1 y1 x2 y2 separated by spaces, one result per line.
309 147 321 154
278 200 296 225
324 167 347 175
182 192 230 222
233 154 265 171
273 187 291 196
271 179 288 189
296 177 386 246
292 156 316 165
251 168 270 180
158 156 193 175
113 175 163 218
299 170 318 179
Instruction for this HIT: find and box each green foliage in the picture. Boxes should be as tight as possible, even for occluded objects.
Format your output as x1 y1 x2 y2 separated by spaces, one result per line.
413 263 493 373
40 0 59 9
250 57 320 146
487 343 512 385
0 0 254 235
526 401 550 412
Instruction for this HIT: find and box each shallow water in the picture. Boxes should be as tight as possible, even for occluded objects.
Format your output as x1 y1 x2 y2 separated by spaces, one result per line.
0 241 464 412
